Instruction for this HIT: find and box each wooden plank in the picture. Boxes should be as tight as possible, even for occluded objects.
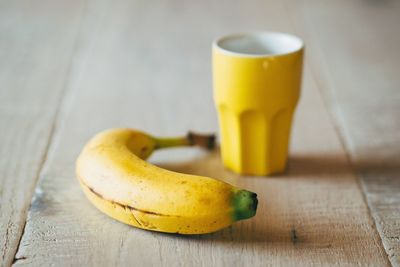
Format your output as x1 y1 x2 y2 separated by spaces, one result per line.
12 0 389 266
0 1 87 266
284 0 400 265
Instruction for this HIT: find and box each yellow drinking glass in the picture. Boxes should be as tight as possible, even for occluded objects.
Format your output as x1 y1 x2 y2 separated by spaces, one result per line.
213 32 304 175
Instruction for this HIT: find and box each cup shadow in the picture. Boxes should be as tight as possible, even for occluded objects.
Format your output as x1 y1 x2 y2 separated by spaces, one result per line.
286 153 351 177
287 151 400 178
157 146 382 180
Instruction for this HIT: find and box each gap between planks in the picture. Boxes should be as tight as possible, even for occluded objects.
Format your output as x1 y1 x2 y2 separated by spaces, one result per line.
9 1 92 265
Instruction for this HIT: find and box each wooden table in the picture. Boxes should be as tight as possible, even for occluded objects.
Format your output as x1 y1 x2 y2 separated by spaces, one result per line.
1 0 399 266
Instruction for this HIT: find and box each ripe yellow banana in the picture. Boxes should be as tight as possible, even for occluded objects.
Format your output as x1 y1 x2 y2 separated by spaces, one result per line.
76 128 258 234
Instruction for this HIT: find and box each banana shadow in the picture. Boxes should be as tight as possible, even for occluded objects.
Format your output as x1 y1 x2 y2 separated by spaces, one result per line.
155 222 293 244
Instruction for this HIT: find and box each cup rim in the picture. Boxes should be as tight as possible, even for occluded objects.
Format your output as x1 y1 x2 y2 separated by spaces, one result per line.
213 31 304 58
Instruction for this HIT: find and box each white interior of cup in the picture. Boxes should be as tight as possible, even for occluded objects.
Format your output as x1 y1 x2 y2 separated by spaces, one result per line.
215 32 304 57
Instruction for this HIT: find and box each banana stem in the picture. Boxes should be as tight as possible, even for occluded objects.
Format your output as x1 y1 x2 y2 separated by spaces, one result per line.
154 132 216 150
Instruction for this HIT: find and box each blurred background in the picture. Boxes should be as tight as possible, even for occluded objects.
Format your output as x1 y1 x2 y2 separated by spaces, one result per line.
1 0 399 266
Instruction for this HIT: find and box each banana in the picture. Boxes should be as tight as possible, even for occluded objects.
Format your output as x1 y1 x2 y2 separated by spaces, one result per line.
76 128 258 234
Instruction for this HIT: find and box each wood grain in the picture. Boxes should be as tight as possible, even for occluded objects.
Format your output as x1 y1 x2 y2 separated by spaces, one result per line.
9 0 388 266
284 0 400 265
0 1 87 266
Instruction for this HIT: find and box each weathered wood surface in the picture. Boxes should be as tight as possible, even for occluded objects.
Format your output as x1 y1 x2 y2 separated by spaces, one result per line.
285 0 400 265
3 0 390 266
0 1 87 266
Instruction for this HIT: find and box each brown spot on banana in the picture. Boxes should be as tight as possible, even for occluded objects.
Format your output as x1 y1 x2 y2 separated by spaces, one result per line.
80 178 176 217
130 210 142 226
87 185 104 198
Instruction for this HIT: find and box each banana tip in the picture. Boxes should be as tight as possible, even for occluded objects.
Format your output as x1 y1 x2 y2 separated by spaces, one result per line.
232 190 258 221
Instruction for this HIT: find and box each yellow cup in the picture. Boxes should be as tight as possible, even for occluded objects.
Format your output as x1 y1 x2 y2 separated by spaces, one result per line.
213 32 304 175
